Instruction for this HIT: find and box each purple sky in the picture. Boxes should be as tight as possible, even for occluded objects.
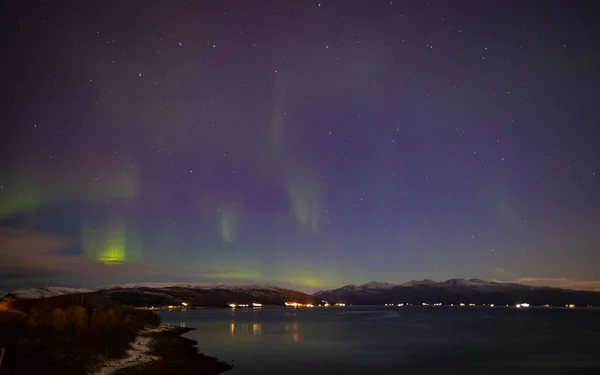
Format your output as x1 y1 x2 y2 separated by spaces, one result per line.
1 1 599 292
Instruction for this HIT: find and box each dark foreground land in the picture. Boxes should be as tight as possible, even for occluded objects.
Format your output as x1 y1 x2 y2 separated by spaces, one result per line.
115 327 232 375
0 307 158 375
0 295 231 375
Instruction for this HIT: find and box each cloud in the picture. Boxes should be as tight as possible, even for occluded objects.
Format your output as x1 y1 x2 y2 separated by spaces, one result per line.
492 266 507 274
0 227 233 287
498 277 600 292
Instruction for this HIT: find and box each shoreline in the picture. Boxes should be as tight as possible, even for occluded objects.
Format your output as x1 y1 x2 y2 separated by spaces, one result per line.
88 326 168 375
107 325 232 375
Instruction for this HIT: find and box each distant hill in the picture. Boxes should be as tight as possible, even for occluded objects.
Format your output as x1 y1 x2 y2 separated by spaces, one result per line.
7 279 599 311
313 278 600 306
3 283 317 311
5 286 91 299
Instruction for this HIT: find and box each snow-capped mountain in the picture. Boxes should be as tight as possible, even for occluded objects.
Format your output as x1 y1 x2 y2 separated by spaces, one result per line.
4 283 293 300
361 281 398 289
399 279 438 287
319 281 397 295
99 282 285 292
313 278 600 306
3 283 317 309
6 287 91 299
441 278 497 287
6 279 600 308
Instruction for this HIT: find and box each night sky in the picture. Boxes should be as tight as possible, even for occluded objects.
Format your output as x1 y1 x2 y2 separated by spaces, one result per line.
1 1 599 292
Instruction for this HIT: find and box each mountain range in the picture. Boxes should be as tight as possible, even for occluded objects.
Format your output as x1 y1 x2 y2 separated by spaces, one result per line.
314 279 600 306
0 283 317 312
2 279 600 309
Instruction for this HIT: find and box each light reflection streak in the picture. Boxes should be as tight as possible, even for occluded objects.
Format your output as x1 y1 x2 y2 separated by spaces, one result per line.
229 321 263 336
284 322 300 342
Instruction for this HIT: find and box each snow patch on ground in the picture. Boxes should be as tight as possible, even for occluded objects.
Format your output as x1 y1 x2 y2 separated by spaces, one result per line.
88 325 173 375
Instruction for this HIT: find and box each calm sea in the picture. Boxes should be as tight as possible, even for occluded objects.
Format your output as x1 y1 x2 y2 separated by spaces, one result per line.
158 306 600 375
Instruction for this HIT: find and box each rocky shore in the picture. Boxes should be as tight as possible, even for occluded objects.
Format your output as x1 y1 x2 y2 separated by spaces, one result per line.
113 326 232 375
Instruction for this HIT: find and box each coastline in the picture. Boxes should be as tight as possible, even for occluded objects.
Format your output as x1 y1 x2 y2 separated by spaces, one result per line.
109 326 232 375
88 326 167 375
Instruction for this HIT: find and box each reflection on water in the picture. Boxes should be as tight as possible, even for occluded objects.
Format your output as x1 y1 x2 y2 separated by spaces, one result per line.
160 307 600 375
284 322 300 342
181 315 302 345
228 321 263 337
253 323 262 336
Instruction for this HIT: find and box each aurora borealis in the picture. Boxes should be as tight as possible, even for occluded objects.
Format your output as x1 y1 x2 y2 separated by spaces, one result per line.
1 1 599 292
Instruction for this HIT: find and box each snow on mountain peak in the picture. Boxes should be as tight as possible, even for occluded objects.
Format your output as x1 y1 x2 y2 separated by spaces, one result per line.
7 287 90 299
360 281 397 289
4 283 295 300
443 278 496 287
443 278 471 285
400 279 437 286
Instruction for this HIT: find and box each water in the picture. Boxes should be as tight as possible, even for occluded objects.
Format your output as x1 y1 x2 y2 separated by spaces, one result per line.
159 306 600 375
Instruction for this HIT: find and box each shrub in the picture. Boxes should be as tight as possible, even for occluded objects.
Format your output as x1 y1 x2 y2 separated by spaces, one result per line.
0 311 25 347
0 303 163 375
67 305 89 335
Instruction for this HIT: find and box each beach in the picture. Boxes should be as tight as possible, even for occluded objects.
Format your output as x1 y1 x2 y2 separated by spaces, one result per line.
105 325 232 375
